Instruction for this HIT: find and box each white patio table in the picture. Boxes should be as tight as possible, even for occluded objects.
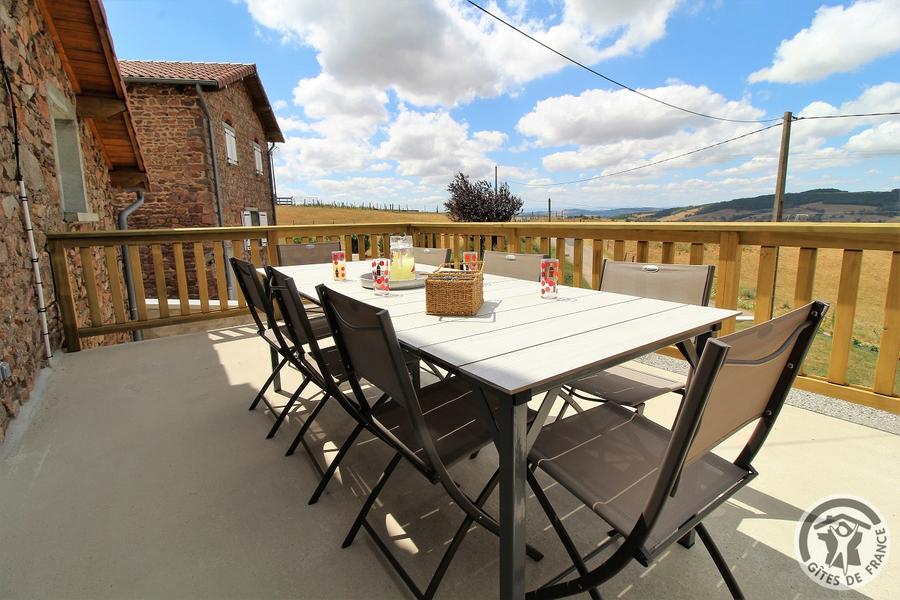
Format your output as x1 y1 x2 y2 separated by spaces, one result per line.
265 260 740 599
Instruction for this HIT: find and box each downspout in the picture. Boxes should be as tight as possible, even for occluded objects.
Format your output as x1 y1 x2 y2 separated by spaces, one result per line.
195 83 234 299
267 142 277 224
2 43 52 360
118 190 144 341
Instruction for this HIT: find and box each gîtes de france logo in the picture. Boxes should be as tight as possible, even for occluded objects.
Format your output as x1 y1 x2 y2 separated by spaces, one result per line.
795 495 889 590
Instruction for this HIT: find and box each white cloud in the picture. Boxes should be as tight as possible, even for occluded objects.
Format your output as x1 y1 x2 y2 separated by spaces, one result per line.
276 115 312 133
272 99 288 110
376 109 506 183
748 0 900 84
845 120 900 153
245 0 681 107
517 83 764 146
292 73 389 138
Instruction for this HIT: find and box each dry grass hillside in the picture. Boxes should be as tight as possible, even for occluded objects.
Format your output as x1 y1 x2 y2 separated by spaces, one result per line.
276 205 448 225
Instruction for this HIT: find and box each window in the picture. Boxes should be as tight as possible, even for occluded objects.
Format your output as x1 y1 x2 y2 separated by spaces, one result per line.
224 123 238 164
253 142 264 175
241 209 269 249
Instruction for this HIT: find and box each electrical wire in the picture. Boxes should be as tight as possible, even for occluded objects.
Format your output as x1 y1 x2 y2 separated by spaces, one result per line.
510 121 784 187
465 0 781 124
796 111 900 120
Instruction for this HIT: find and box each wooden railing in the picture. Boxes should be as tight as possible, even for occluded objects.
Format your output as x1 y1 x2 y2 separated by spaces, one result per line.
47 222 899 413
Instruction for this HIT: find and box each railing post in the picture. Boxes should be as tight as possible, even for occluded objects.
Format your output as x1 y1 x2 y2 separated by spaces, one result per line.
828 249 863 385
48 240 81 352
754 245 778 323
717 231 741 334
266 229 279 266
874 251 900 396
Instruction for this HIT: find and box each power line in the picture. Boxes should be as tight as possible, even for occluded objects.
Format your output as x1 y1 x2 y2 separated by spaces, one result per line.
510 122 784 187
465 0 781 124
796 111 900 120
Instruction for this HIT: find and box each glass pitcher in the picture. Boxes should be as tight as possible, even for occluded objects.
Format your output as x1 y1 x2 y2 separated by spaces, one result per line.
390 235 416 281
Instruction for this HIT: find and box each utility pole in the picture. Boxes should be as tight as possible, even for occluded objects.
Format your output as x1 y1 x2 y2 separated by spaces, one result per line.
773 111 793 222
547 197 551 222
494 165 498 196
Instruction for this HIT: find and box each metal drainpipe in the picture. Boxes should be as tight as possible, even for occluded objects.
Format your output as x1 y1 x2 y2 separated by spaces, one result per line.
267 142 277 224
118 190 144 341
195 83 234 299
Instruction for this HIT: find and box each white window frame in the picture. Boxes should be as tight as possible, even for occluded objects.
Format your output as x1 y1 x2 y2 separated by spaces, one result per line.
253 142 264 175
48 86 92 220
241 208 268 249
224 123 238 165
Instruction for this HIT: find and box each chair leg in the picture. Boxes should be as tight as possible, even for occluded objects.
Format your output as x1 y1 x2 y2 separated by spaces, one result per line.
424 468 500 599
266 377 311 439
528 470 602 600
695 523 744 600
342 452 402 547
307 422 366 504
249 355 288 411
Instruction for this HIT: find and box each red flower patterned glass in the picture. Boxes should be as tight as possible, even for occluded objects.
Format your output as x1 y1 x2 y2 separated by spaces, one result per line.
332 251 346 281
371 258 390 296
462 251 478 271
540 258 559 300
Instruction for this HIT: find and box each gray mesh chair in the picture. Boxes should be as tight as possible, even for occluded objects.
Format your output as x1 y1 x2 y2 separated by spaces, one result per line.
317 284 543 599
482 250 548 281
527 301 827 600
276 241 341 265
229 258 330 439
562 259 716 414
411 246 451 267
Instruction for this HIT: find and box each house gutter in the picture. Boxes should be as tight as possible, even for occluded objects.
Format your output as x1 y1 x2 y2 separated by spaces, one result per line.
117 190 144 341
195 83 234 299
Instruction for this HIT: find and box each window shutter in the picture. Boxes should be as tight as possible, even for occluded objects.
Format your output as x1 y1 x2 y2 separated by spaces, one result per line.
259 212 268 246
241 210 252 251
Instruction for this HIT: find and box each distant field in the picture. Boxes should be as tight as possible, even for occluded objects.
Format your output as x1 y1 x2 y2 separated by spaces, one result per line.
276 205 449 225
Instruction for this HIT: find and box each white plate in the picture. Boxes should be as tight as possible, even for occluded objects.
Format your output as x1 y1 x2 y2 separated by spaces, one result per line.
359 272 428 290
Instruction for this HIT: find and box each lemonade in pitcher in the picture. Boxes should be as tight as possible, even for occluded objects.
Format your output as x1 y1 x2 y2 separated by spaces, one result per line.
389 235 416 281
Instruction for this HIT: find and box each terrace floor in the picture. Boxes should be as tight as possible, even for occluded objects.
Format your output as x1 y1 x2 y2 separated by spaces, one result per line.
1 325 897 599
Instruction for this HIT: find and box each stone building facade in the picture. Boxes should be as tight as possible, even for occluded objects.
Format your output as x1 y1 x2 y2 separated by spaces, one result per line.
0 0 146 441
114 62 284 298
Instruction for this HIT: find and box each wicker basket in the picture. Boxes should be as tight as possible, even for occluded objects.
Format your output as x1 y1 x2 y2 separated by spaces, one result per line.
425 263 484 316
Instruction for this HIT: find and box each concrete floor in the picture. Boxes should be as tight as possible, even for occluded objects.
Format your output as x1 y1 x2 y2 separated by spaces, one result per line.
1 325 897 600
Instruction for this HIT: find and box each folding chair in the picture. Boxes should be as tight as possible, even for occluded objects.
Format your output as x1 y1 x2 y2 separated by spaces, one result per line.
317 284 544 599
527 301 827 600
482 250 548 281
268 268 423 504
561 260 716 416
229 258 330 439
411 246 451 267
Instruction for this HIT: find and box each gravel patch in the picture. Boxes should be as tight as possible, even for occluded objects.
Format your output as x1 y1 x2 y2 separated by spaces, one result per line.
635 354 900 436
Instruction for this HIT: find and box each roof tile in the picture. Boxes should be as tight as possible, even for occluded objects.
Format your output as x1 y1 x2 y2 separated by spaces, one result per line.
119 61 257 88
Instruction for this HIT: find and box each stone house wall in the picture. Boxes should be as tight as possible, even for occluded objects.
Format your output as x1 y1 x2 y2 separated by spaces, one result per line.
115 79 276 300
0 0 128 442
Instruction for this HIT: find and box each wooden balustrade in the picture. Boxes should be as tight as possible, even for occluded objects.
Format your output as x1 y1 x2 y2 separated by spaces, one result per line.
47 221 899 413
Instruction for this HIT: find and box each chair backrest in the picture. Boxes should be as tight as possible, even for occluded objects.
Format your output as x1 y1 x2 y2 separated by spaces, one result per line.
684 301 826 465
277 241 341 266
482 250 547 281
541 301 828 598
266 266 320 349
599 259 715 306
230 257 274 333
410 246 451 267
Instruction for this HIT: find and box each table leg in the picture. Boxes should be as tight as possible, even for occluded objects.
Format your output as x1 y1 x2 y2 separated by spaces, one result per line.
498 391 529 600
271 346 282 393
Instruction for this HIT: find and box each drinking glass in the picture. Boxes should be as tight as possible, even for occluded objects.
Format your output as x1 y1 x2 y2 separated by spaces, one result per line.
540 258 559 300
462 251 478 271
331 251 346 281
371 258 390 296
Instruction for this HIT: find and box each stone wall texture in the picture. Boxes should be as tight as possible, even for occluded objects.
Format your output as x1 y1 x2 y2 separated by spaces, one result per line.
1 0 128 442
114 79 276 299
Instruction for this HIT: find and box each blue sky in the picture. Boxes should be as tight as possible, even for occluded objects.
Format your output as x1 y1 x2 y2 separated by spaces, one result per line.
104 0 900 211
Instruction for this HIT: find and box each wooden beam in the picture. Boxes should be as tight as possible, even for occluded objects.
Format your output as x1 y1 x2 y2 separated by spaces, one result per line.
76 94 126 119
109 168 148 190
